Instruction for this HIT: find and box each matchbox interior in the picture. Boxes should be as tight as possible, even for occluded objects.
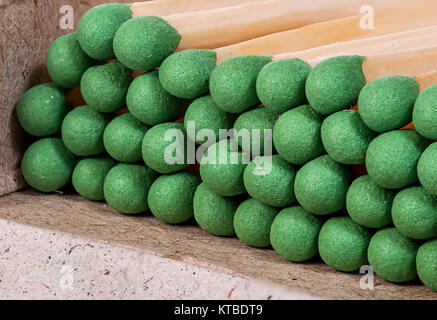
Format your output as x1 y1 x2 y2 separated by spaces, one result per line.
1 0 436 299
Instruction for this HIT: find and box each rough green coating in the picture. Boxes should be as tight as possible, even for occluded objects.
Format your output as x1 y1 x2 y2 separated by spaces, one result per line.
199 139 248 196
368 228 419 283
61 105 111 156
81 61 132 113
127 71 186 126
358 75 419 132
103 113 148 163
21 138 77 192
142 122 190 174
365 130 430 189
294 155 351 215
233 198 278 248
270 206 323 262
321 110 377 164
233 107 278 156
318 217 371 272
346 175 394 229
17 83 69 137
193 183 239 236
103 163 158 214
113 16 181 71
72 157 116 201
392 186 437 240
273 105 325 165
46 33 96 88
209 55 272 113
148 172 201 224
256 58 312 113
416 239 437 292
184 95 236 145
159 49 217 99
243 155 296 207
413 84 437 139
305 55 366 115
418 142 437 196
77 3 132 60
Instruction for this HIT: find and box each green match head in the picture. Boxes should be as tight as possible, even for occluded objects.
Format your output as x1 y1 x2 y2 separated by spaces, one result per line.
81 61 132 113
273 104 325 165
103 163 158 214
256 58 312 113
318 217 371 272
103 113 149 163
21 137 77 192
234 198 279 248
321 110 377 165
127 71 187 126
294 154 352 215
210 55 273 113
270 206 322 262
113 16 181 71
77 3 132 60
148 171 201 225
358 75 419 132
417 239 437 292
305 55 366 115
72 157 116 201
159 49 217 99
365 129 430 189
413 84 437 139
61 105 111 156
368 228 419 283
47 33 96 89
418 142 437 196
17 83 69 137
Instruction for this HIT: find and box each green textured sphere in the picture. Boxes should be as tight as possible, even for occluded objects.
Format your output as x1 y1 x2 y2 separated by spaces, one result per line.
233 107 278 156
346 175 393 228
47 33 96 88
294 155 351 215
21 137 77 192
159 49 217 99
256 58 312 113
318 217 371 272
72 157 116 201
392 186 437 240
417 239 437 292
127 71 186 126
210 55 272 113
321 110 377 164
305 55 366 115
184 95 236 145
113 16 181 71
233 198 278 247
270 206 323 262
81 61 132 113
199 139 248 196
103 113 148 163
368 228 419 283
17 83 69 137
142 122 190 174
273 105 325 165
358 75 419 132
365 130 429 189
413 84 437 139
243 155 296 207
61 105 111 156
103 163 158 214
418 142 437 196
77 3 132 60
148 172 201 224
193 183 239 236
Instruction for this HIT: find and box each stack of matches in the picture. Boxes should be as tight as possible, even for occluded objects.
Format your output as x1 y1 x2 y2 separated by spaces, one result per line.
16 0 437 293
